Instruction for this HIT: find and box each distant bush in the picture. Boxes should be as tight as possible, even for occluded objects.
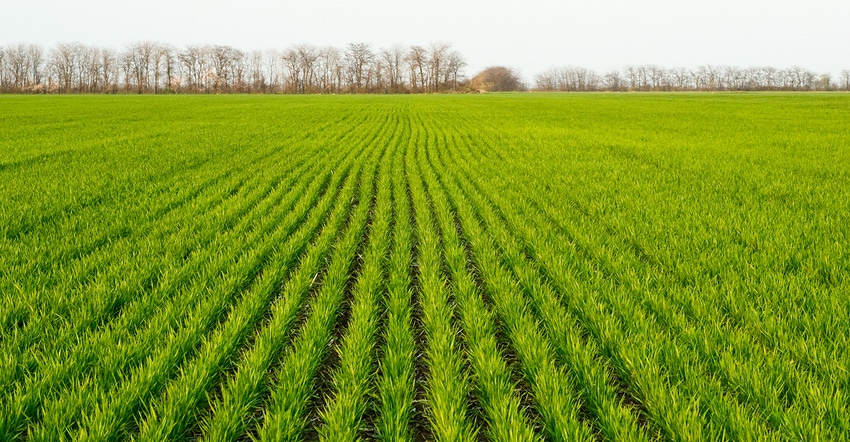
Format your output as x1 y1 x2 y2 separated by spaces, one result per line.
470 66 526 92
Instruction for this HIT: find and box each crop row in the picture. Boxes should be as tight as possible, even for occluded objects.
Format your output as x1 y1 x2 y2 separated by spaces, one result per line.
1 94 847 440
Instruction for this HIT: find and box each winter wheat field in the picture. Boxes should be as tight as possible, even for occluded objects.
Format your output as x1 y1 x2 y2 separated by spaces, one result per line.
1 94 848 441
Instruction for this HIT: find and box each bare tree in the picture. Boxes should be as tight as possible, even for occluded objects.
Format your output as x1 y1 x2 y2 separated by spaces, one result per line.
603 70 623 91
742 67 760 90
50 43 80 92
346 42 374 92
817 73 832 91
77 45 100 92
246 50 264 93
669 67 689 91
316 46 342 93
264 49 283 93
295 44 319 93
379 44 406 93
840 70 850 91
0 48 7 92
445 50 466 91
634 65 649 90
785 66 812 90
406 45 428 92
28 44 45 90
152 44 177 93
7 44 27 91
208 45 242 92
178 47 196 92
119 48 132 92
645 65 664 90
722 66 738 90
179 45 210 93
704 65 720 91
124 41 158 93
7 43 41 91
690 67 704 91
761 66 779 90
623 66 639 91
427 42 450 92
534 68 556 91
280 47 301 93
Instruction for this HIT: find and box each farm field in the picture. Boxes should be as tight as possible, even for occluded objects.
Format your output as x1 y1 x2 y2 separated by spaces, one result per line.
1 93 849 441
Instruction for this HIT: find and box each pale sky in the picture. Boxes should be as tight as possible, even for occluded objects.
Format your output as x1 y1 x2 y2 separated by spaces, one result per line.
2 0 849 80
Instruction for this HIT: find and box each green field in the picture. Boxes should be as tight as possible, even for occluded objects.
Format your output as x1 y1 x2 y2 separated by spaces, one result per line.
1 93 848 441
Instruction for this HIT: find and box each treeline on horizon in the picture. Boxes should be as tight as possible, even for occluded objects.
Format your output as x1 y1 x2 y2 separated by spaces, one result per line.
1 41 849 94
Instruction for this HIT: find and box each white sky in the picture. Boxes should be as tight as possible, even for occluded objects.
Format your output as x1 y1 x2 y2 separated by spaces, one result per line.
2 0 849 80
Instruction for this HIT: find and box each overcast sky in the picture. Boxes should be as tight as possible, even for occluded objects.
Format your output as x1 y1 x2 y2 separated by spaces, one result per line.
2 0 849 80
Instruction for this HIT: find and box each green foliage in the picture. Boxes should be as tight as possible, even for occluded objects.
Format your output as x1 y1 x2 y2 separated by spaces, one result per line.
1 93 848 441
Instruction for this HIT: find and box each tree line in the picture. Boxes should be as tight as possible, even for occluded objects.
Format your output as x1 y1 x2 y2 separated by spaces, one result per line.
0 41 466 94
2 41 849 93
535 65 850 92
